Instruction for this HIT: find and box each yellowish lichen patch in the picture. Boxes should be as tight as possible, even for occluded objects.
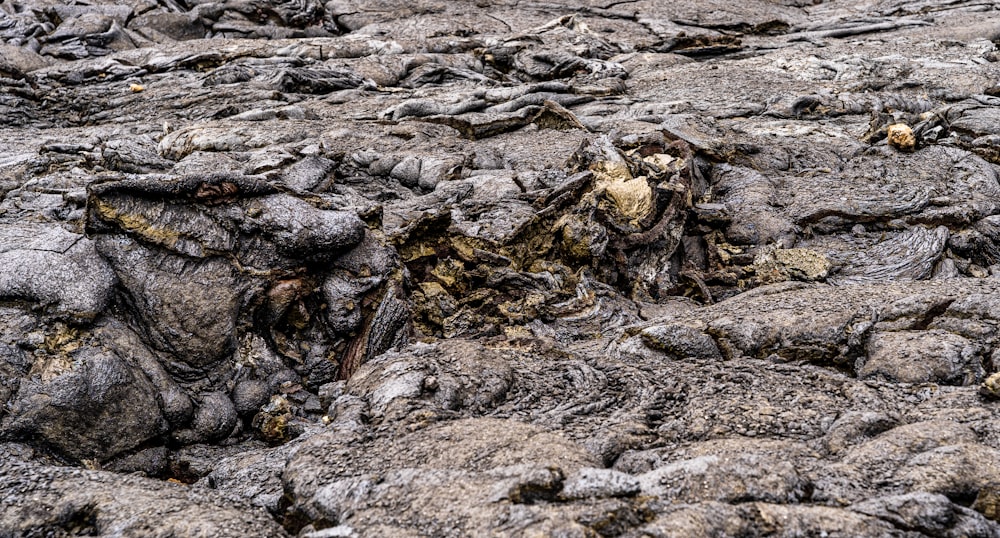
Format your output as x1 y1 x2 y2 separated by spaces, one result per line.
497 291 546 323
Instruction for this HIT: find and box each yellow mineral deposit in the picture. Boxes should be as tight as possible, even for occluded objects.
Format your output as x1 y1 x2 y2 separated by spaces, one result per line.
980 372 1000 399
974 484 1000 521
886 123 915 152
753 247 831 283
130 83 145 93
592 161 653 223
774 248 831 281
643 153 676 172
606 178 653 222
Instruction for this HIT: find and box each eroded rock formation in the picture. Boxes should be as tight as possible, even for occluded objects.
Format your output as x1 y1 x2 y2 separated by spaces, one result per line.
3 0 1000 536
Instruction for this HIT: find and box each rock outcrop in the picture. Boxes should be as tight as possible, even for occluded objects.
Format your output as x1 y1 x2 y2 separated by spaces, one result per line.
3 0 1000 536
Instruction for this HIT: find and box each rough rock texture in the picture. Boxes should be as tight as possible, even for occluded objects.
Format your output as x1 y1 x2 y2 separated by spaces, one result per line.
0 458 289 537
3 0 1000 535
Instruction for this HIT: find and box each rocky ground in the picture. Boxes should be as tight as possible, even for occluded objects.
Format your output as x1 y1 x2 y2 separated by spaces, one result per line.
3 0 1000 536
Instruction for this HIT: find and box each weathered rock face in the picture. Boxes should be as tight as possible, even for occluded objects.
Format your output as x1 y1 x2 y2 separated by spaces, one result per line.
4 0 1000 536
0 457 290 537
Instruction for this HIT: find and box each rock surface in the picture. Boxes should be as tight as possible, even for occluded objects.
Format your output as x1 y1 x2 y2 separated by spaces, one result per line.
3 0 1000 536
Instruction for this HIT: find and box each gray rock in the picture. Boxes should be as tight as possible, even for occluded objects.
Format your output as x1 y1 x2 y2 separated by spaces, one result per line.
175 391 238 444
7 0 1000 535
105 446 170 476
637 439 813 504
895 443 1000 499
201 443 300 514
96 235 245 368
0 459 289 537
1 345 166 462
0 225 115 321
390 155 422 187
241 194 365 258
101 321 194 428
630 501 904 538
323 272 381 334
559 467 640 500
824 411 899 455
0 44 50 74
851 493 1000 538
640 322 723 360
282 155 336 192
231 378 271 415
284 418 596 534
860 330 985 385
130 11 206 42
